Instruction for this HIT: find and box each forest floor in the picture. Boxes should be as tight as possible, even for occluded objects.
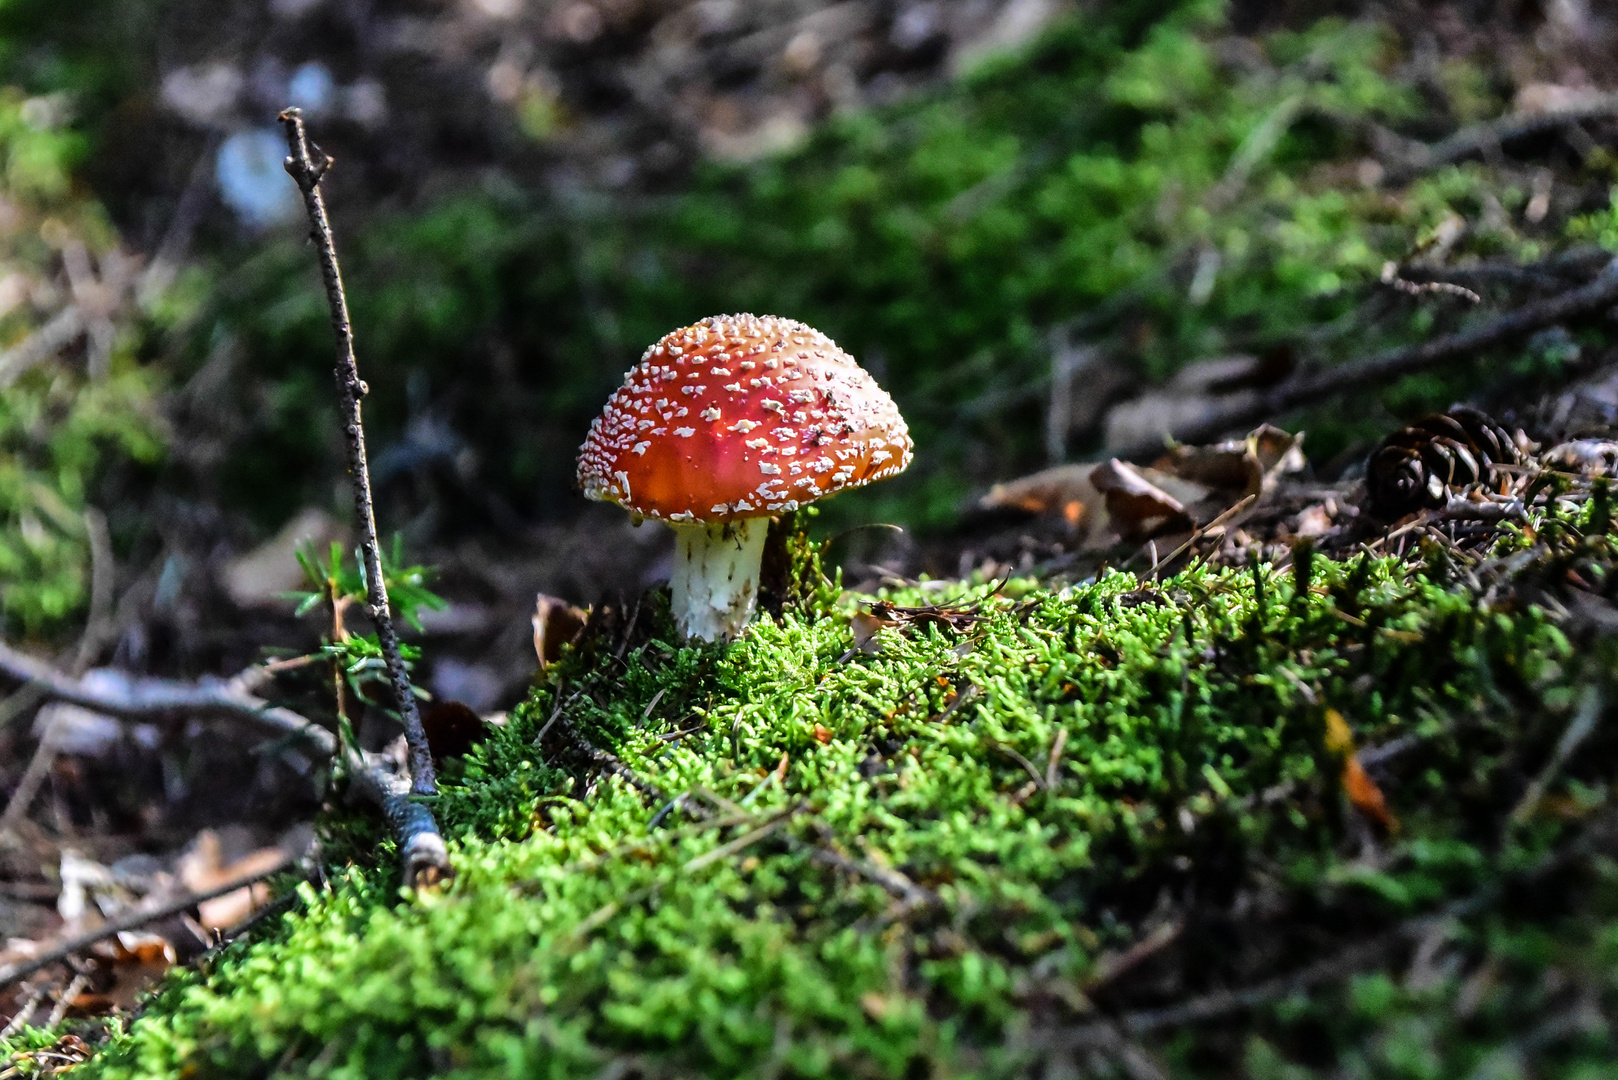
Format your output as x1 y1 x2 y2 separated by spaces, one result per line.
7 371 1618 1075
5 0 1618 1075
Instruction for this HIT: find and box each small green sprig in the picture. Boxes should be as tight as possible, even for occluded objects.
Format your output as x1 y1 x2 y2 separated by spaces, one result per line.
290 537 444 711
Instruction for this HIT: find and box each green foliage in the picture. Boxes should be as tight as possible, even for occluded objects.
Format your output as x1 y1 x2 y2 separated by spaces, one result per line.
53 518 1618 1076
1569 185 1618 252
0 88 162 636
290 538 445 716
292 537 448 634
200 2 1588 533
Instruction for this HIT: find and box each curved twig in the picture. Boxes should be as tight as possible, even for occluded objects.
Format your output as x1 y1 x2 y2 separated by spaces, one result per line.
0 640 334 756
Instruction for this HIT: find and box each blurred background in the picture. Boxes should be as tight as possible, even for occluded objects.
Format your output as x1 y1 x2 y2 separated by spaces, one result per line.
0 0 1616 819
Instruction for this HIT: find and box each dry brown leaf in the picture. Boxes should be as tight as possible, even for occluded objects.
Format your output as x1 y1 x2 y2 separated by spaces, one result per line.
421 699 488 762
1154 424 1305 500
850 610 897 653
533 593 589 669
1342 756 1397 832
978 463 1101 518
811 724 833 745
87 933 178 1012
1089 459 1195 540
179 832 290 931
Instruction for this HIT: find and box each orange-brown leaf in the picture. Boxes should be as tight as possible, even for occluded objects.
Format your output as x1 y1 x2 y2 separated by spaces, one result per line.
1342 756 1398 832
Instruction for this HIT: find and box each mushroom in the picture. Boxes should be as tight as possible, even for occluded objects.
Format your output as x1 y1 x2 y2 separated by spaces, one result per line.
577 314 913 641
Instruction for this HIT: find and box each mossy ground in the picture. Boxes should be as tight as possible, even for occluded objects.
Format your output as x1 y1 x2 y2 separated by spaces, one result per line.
20 493 1618 1078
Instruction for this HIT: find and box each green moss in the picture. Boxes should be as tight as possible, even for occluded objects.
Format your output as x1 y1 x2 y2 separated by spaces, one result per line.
40 516 1618 1077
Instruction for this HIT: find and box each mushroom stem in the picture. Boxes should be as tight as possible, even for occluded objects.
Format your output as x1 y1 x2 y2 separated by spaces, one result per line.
668 518 769 642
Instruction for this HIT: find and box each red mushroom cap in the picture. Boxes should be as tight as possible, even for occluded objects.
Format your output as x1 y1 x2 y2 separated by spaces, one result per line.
577 314 912 522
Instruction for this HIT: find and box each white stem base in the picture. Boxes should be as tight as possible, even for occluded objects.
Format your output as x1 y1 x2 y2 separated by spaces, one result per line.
669 518 768 642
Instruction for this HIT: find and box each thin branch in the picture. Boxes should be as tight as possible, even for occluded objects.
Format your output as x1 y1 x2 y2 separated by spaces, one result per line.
1380 261 1481 305
550 714 665 800
44 972 90 1030
0 714 62 834
70 506 115 676
1400 246 1611 292
277 107 436 798
0 640 334 756
0 305 84 389
1383 92 1618 185
1204 93 1304 212
1511 685 1604 825
797 841 940 910
0 856 297 991
1116 258 1618 458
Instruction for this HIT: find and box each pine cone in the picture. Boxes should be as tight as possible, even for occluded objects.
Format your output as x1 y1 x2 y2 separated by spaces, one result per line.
1366 408 1520 520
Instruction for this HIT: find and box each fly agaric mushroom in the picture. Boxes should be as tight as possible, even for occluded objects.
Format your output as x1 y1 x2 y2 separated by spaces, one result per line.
577 314 912 641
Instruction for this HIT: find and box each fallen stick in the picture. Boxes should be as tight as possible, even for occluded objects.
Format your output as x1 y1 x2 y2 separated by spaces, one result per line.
0 306 85 389
1384 92 1618 185
0 644 447 886
797 841 940 910
0 856 296 992
1117 258 1618 459
0 641 334 756
344 746 452 888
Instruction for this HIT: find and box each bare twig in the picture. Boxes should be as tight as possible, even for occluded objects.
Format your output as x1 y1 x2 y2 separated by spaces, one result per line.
1511 685 1604 825
70 507 115 676
1118 259 1618 458
0 714 62 835
1152 495 1257 580
1400 247 1611 292
0 640 334 756
681 805 801 872
1384 93 1618 185
1380 261 1482 305
550 714 664 799
278 108 436 798
1204 93 1305 212
43 972 89 1030
0 635 449 888
1083 919 1186 992
991 742 1047 790
0 306 85 389
1438 496 1527 524
1046 728 1069 791
686 787 942 911
0 985 46 1038
798 841 940 910
0 855 298 991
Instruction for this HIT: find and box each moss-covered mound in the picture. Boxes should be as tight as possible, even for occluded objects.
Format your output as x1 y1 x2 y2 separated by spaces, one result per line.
34 493 1618 1078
